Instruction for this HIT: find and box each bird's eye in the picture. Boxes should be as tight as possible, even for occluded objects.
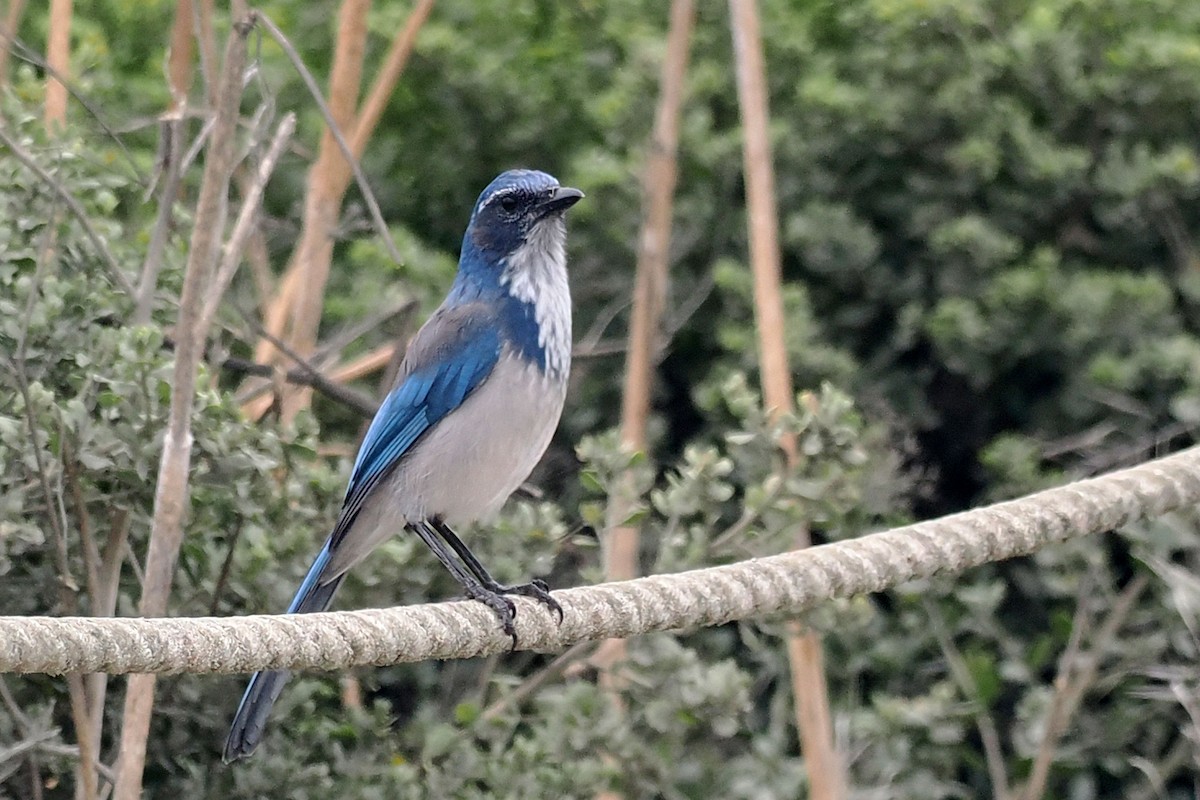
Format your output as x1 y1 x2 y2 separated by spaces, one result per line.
499 195 519 213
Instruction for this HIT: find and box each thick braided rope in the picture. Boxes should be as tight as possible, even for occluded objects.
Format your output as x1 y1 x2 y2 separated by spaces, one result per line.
3 445 1198 675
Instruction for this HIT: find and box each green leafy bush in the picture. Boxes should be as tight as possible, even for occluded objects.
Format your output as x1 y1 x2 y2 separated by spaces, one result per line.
4 0 1200 797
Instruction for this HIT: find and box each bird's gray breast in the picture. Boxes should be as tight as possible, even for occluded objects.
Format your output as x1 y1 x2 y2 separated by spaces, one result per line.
387 353 567 522
328 353 566 578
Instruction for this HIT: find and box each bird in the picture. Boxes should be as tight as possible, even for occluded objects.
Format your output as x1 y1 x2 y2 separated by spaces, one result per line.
223 169 583 762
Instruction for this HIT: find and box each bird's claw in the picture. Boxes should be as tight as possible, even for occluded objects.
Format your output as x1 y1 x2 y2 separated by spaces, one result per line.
465 585 519 648
503 578 564 625
464 579 563 649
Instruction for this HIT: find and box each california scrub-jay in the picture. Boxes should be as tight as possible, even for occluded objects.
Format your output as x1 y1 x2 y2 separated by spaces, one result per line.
223 169 583 762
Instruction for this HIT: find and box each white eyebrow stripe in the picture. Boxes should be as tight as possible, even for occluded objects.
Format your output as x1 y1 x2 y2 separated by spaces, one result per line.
482 188 520 210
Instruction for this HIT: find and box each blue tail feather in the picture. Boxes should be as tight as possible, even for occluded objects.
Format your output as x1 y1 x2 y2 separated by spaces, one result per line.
286 539 340 614
223 540 345 762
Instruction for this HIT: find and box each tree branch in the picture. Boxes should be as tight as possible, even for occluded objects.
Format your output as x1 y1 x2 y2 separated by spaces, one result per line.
1020 573 1150 800
596 0 695 687
44 0 71 131
112 8 253 798
728 0 843 795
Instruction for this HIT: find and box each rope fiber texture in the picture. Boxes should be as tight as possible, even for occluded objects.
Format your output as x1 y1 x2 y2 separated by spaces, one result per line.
3 445 1199 676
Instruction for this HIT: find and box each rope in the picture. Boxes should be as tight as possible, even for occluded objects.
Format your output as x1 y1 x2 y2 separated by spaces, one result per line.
3 445 1198 676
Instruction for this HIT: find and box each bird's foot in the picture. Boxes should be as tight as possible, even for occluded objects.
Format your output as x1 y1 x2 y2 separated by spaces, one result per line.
463 579 563 649
464 584 519 647
490 578 563 625
494 582 564 623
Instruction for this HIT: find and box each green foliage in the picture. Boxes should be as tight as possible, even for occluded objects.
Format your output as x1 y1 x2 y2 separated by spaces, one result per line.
4 0 1200 797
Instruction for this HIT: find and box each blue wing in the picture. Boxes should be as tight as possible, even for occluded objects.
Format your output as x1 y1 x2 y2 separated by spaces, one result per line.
332 301 502 548
225 303 504 762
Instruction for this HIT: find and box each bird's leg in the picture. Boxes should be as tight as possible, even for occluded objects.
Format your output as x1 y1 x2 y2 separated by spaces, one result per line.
408 521 518 646
431 518 563 624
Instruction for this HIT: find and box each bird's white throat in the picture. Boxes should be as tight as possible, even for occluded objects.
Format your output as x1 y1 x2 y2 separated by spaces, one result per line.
501 217 572 378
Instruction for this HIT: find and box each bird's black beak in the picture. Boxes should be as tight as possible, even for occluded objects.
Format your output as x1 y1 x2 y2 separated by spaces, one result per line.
536 186 584 218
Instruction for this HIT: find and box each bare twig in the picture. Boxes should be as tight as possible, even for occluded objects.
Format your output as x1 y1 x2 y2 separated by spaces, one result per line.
64 456 104 800
0 730 60 773
570 340 629 359
481 641 597 722
0 677 32 730
44 0 71 130
249 3 434 421
596 0 695 689
573 270 713 360
347 0 435 159
0 0 27 87
217 349 378 418
709 474 787 555
10 221 72 589
64 449 118 800
122 537 144 587
244 213 275 317
1080 422 1193 478
225 306 383 417
1020 573 1150 800
575 296 631 356
251 1 372 422
84 508 131 778
327 342 400 384
192 0 217 107
0 125 136 296
66 673 97 800
729 0 792 430
311 298 418 360
924 599 1011 800
64 453 98 609
340 674 364 711
2 34 144 181
729 0 842 796
229 136 283 323
1040 422 1119 461
1127 735 1198 800
208 520 245 616
166 0 195 108
97 510 131 619
13 283 95 800
197 111 296 335
0 676 44 800
254 10 403 267
112 9 253 799
135 0 201 315
1151 193 1199 274
134 116 188 323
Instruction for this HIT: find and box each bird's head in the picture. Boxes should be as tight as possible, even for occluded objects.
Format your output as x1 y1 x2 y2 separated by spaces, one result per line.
463 169 584 262
454 169 581 374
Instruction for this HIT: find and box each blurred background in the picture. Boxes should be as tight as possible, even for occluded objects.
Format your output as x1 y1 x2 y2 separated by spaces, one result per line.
2 0 1200 797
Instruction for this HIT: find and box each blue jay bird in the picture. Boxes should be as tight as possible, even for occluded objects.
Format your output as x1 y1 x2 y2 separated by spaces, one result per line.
223 169 583 762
